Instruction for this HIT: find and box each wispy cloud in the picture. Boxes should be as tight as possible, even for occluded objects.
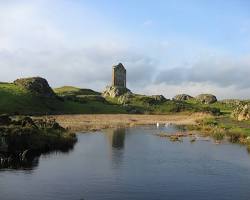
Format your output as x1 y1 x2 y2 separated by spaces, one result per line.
155 55 250 89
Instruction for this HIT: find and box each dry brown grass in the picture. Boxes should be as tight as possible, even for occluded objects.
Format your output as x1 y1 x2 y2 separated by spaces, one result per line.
48 113 211 132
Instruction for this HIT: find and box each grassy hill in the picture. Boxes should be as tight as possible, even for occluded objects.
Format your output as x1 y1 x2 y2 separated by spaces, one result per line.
54 86 100 96
0 82 126 115
105 93 221 115
0 77 226 116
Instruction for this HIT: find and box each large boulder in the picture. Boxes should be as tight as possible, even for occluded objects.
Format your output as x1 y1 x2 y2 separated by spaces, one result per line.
196 94 217 104
173 94 194 101
14 77 55 98
231 104 250 121
102 86 132 98
220 99 242 108
151 95 167 102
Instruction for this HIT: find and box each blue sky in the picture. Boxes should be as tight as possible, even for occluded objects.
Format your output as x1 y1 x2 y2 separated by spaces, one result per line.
0 0 250 98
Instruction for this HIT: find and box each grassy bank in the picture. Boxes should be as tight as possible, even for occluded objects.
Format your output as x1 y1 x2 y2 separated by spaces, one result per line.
183 116 250 150
0 115 77 168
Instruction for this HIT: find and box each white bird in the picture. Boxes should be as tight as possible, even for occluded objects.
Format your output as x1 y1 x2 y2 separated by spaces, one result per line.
156 122 159 127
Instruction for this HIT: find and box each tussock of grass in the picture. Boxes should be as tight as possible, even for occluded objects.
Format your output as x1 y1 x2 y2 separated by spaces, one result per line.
187 116 250 145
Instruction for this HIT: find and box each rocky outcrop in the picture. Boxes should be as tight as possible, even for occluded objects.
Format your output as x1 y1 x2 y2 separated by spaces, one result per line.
102 86 132 98
118 93 133 104
196 94 217 104
220 99 243 108
14 77 55 98
173 94 194 101
231 104 250 121
151 95 167 102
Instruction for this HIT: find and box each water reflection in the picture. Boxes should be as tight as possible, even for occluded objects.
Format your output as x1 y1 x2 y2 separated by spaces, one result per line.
0 139 75 170
105 128 126 167
0 155 39 170
106 128 126 149
2 126 250 200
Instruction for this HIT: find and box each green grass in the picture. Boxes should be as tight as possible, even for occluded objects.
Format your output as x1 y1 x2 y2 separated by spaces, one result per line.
54 86 100 96
105 94 179 114
3 82 250 150
187 116 250 145
0 83 56 114
0 83 233 116
105 94 220 115
217 117 250 137
186 99 233 115
0 83 126 115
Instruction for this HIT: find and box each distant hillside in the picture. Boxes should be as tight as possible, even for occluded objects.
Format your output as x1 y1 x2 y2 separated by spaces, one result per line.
0 77 227 116
54 86 100 96
0 79 125 115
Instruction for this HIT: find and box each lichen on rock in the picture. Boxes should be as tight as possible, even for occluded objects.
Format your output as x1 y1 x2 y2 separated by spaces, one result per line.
173 94 194 101
118 93 133 104
151 95 167 102
195 94 217 104
231 104 250 121
102 85 132 98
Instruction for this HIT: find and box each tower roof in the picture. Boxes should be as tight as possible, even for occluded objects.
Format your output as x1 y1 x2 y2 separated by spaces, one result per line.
113 63 126 71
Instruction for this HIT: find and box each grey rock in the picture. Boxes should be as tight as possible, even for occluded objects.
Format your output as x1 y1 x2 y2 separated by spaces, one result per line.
173 94 194 101
196 94 217 104
151 95 167 102
102 86 132 98
118 93 133 104
14 77 55 98
231 103 250 121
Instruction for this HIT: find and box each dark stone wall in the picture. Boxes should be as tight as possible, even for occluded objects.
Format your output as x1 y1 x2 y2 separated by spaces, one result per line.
112 64 126 88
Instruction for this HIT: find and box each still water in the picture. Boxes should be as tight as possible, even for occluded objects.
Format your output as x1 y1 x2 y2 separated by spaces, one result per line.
1 126 250 200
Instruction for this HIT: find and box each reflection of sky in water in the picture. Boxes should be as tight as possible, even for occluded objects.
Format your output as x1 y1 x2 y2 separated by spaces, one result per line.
1 125 250 200
156 124 182 133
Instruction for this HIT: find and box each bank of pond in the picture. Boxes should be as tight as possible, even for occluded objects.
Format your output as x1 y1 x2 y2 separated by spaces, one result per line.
0 115 76 169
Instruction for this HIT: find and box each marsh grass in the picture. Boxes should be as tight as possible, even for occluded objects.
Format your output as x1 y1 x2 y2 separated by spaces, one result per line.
186 116 250 149
51 113 210 132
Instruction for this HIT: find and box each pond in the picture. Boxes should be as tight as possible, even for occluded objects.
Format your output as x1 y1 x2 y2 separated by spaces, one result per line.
1 125 250 200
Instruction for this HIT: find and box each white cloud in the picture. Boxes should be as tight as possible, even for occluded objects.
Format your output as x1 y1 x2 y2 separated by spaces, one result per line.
155 55 250 90
0 1 250 99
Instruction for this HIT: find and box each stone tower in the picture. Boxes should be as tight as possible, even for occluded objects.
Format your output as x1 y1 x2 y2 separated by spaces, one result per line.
112 63 126 88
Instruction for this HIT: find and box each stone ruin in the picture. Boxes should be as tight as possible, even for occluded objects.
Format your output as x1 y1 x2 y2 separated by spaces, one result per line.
103 63 131 98
112 63 126 88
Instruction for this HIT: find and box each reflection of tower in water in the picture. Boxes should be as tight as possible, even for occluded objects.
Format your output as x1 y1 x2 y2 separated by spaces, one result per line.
105 128 126 167
106 128 125 149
